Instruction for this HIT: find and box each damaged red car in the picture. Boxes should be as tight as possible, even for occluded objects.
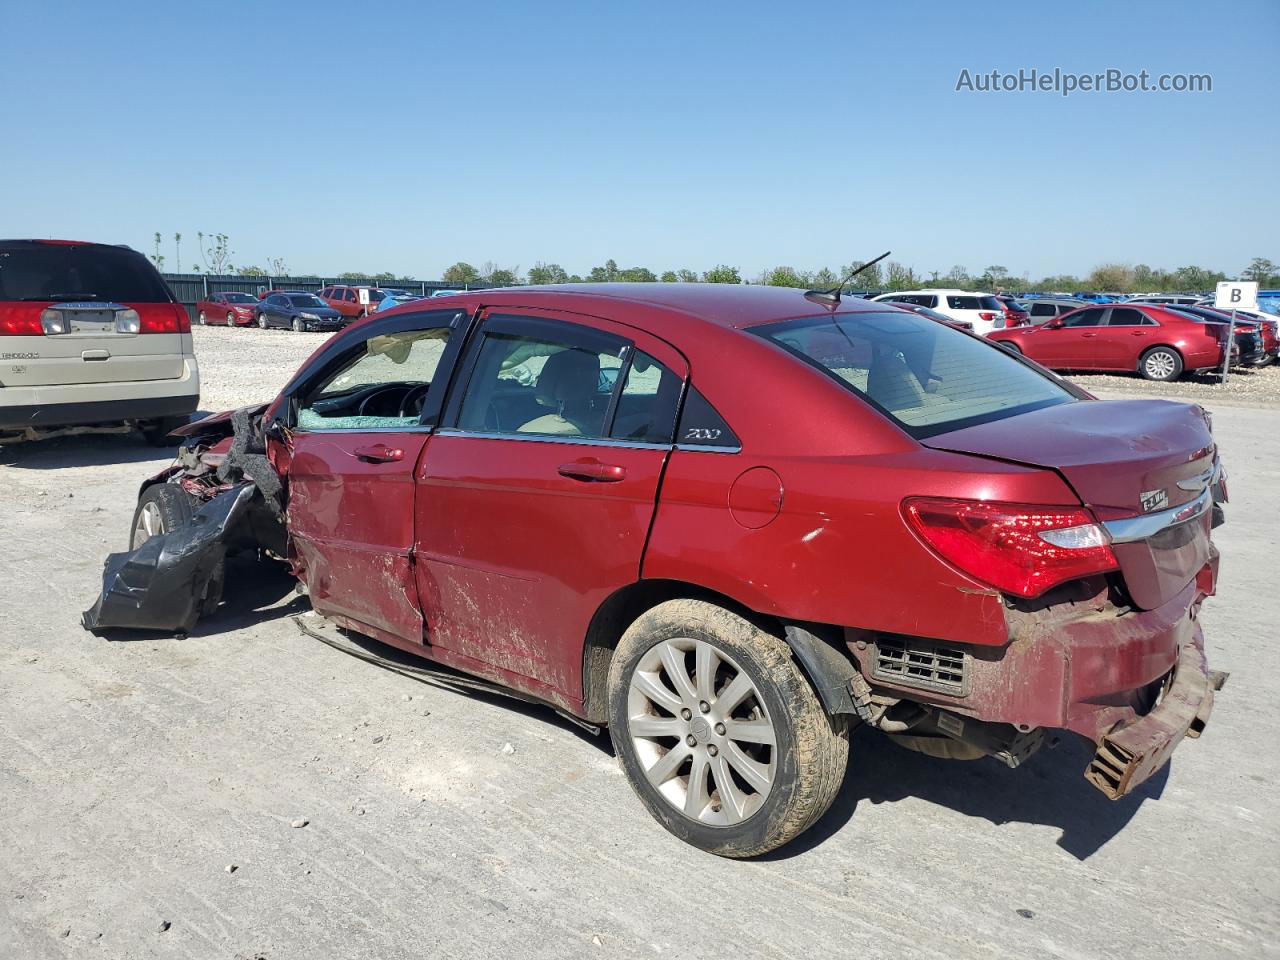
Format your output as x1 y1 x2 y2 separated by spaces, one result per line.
100 284 1228 857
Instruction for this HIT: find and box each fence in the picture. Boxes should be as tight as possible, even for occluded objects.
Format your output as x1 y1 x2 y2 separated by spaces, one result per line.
161 273 489 321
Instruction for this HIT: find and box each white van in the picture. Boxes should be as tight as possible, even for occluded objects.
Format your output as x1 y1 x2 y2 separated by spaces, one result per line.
0 239 199 443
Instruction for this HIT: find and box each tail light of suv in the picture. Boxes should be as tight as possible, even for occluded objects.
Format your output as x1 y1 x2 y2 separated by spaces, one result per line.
903 497 1118 598
0 303 189 336
979 310 1003 328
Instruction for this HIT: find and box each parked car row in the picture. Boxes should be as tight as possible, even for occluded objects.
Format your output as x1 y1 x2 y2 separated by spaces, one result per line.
872 288 1279 380
195 285 462 332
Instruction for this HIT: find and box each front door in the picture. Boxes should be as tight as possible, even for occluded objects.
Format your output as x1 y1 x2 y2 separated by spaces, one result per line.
283 309 467 643
1038 306 1108 368
414 308 687 701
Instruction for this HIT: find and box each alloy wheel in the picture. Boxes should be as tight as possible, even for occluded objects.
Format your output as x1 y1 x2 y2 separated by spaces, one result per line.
132 501 165 548
198 311 207 325
1145 351 1176 380
258 313 267 329
627 637 777 826
226 311 234 325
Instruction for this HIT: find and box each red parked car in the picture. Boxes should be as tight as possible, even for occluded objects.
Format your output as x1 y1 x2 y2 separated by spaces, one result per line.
988 303 1233 381
196 291 260 327
318 284 386 323
113 285 1226 857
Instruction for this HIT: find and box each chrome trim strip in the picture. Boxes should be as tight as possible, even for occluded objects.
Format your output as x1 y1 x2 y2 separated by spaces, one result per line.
1103 487 1212 544
674 443 742 455
1176 462 1215 491
432 429 671 451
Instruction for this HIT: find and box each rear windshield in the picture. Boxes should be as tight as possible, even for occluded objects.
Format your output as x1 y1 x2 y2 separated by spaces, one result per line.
223 292 257 304
288 294 326 308
754 312 1076 438
0 242 173 303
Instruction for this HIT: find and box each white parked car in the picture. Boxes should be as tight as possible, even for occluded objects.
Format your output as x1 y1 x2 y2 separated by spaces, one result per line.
871 289 1006 334
0 239 199 444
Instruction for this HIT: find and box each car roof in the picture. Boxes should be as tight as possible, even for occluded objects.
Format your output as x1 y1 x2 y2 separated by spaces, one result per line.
444 283 894 331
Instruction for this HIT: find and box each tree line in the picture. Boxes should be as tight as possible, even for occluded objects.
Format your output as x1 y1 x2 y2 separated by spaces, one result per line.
150 232 1278 292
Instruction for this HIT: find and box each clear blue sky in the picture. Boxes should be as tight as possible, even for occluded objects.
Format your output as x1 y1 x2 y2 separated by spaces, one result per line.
3 0 1276 281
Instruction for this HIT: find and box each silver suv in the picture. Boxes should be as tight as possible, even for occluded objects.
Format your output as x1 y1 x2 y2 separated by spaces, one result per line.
0 240 199 443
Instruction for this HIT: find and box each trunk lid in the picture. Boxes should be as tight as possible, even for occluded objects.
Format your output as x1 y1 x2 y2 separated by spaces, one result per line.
924 398 1216 610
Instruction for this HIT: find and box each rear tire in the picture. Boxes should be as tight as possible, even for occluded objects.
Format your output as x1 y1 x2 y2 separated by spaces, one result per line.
1139 346 1183 381
130 483 196 549
608 599 849 858
198 311 207 325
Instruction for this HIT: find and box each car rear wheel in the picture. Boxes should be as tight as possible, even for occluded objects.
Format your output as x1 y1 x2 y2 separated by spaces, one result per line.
1140 346 1183 381
258 312 268 329
292 317 305 333
130 483 196 549
608 599 849 858
198 311 207 325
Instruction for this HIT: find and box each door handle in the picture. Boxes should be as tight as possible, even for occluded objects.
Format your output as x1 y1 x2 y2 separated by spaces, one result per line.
1082 332 1098 337
1130 330 1149 336
558 460 626 482
353 444 404 463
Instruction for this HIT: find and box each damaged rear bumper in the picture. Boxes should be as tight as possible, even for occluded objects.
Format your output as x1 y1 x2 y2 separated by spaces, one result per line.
1085 631 1226 798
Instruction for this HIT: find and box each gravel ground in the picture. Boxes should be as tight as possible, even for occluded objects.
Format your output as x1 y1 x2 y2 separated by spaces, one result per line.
189 325 338 414
1072 362 1280 408
1 327 1277 959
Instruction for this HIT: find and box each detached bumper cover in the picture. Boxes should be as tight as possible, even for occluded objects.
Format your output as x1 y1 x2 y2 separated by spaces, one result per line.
1084 630 1225 798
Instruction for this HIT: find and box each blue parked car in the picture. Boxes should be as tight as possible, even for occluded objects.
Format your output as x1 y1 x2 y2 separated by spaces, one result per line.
1071 291 1119 303
255 291 345 332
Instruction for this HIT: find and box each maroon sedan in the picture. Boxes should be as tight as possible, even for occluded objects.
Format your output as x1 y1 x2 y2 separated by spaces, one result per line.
196 291 259 327
989 303 1229 380
121 284 1226 857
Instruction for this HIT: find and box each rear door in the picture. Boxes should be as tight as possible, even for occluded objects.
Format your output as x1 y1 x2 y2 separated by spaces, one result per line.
0 240 189 387
1101 306 1157 369
282 308 467 643
414 307 687 699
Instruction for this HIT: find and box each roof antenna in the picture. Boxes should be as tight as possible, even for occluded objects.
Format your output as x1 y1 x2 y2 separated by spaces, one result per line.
804 251 891 306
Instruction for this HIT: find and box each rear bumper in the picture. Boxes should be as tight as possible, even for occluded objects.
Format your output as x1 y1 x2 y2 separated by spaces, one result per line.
0 359 200 428
1084 631 1225 798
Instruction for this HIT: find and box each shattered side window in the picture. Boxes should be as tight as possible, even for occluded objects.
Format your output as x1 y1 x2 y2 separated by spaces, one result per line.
296 327 451 430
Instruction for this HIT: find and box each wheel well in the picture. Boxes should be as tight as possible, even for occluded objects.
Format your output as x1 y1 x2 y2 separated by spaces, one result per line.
1139 343 1182 363
579 580 779 723
578 580 861 724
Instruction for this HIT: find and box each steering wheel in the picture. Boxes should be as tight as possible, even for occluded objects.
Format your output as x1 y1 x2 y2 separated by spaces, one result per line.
356 385 404 416
398 383 431 419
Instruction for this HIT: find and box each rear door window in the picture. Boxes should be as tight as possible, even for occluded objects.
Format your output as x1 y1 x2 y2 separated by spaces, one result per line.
455 320 628 439
754 311 1074 438
1106 308 1154 327
947 296 981 310
610 351 681 444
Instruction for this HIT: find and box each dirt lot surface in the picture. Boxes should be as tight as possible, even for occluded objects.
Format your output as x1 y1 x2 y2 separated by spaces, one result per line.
2 327 1277 959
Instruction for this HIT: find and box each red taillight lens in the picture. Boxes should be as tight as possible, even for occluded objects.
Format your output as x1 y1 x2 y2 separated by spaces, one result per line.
138 304 192 334
0 306 46 336
902 498 1118 598
978 311 1000 323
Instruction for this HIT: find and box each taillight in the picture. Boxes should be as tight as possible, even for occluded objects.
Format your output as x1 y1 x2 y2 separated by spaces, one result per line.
138 304 191 334
0 306 46 336
978 311 1001 324
902 497 1118 598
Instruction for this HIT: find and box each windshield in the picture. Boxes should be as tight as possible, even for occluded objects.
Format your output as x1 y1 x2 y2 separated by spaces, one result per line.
753 311 1076 438
223 292 257 304
0 241 173 303
288 294 326 308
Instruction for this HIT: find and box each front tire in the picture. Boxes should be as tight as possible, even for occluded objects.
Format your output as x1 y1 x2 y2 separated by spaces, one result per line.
1140 346 1183 381
608 599 848 858
226 311 235 326
258 312 268 329
292 316 305 333
130 483 196 549
198 310 207 325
